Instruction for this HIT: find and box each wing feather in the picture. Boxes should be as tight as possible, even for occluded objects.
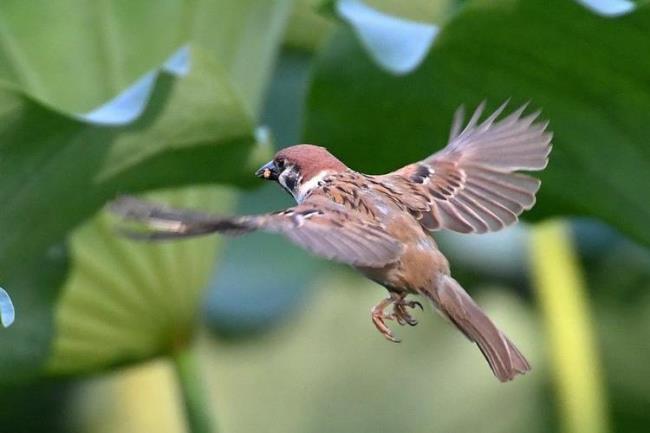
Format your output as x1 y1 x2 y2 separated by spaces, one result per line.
388 102 551 234
109 196 403 267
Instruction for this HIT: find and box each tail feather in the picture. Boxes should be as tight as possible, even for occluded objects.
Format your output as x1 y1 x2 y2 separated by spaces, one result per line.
426 275 531 382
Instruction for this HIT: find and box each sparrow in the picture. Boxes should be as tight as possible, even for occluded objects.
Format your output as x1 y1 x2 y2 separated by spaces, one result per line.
110 102 551 382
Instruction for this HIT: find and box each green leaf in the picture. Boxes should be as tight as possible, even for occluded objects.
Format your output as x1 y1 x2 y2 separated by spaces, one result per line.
0 0 290 381
47 186 235 375
304 0 650 247
361 0 455 22
0 46 268 382
190 0 293 115
0 0 293 380
0 45 262 274
0 0 291 115
284 0 335 51
0 0 292 274
0 245 68 382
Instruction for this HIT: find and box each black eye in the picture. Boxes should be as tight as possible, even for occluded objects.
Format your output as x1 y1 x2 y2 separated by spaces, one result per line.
275 158 285 169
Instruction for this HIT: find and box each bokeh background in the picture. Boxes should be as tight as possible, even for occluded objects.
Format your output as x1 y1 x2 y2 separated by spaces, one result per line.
1 1 649 432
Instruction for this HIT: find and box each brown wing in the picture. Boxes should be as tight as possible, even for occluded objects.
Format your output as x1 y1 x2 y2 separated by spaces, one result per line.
387 101 552 233
109 196 403 267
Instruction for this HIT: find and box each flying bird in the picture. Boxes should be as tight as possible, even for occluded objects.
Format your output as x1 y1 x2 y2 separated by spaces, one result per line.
110 102 551 382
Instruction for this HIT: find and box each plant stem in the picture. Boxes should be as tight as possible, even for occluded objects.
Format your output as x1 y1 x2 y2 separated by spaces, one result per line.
171 344 218 433
529 221 609 433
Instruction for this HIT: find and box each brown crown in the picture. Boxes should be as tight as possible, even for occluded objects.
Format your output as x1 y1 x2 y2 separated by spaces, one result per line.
274 144 348 181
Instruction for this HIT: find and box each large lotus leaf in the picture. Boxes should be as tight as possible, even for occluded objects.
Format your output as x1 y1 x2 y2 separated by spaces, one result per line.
47 186 235 375
0 46 264 275
0 0 291 115
0 46 271 382
0 0 291 382
304 0 650 247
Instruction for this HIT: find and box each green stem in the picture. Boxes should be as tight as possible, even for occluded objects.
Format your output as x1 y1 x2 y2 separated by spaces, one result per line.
529 221 609 433
171 345 218 433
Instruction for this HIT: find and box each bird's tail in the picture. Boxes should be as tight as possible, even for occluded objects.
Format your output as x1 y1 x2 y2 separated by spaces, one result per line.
424 275 531 382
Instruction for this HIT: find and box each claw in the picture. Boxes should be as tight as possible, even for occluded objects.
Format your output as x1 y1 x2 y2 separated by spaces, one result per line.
371 296 402 343
389 297 422 328
372 313 401 342
397 306 418 326
370 294 423 342
385 332 401 343
399 300 423 311
404 315 418 327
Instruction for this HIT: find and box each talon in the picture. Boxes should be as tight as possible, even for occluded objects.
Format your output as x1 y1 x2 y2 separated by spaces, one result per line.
371 296 402 343
390 297 422 327
385 331 401 343
399 300 423 311
372 313 401 342
404 315 418 326
396 307 418 326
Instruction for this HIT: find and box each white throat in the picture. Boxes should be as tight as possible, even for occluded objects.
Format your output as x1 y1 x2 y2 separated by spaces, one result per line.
295 170 330 203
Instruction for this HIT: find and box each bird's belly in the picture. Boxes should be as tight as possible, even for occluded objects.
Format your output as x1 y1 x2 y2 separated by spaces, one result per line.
356 236 449 294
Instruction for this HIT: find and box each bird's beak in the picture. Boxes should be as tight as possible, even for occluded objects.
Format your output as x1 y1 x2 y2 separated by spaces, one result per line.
255 160 279 181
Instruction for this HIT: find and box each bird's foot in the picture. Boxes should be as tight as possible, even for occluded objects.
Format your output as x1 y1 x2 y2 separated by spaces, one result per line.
371 296 401 343
391 298 423 327
371 295 423 342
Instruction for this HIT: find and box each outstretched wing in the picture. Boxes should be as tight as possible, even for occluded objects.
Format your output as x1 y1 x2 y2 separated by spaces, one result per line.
109 196 403 267
387 101 552 234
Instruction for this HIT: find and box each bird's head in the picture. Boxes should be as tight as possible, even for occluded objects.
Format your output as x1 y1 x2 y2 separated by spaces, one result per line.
255 144 348 202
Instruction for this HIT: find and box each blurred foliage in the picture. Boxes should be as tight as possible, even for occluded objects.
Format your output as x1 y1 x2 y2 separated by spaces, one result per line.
361 0 454 22
0 0 649 433
0 0 288 382
284 0 334 51
77 276 544 433
0 0 291 115
530 222 608 433
202 278 542 433
47 187 235 375
0 46 260 380
584 233 650 432
0 380 72 433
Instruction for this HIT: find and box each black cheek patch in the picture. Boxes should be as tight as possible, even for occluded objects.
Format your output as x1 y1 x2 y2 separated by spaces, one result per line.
284 173 298 192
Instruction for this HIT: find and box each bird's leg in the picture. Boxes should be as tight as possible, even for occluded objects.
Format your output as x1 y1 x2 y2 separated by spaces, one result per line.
371 294 401 343
371 293 424 342
391 294 423 327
